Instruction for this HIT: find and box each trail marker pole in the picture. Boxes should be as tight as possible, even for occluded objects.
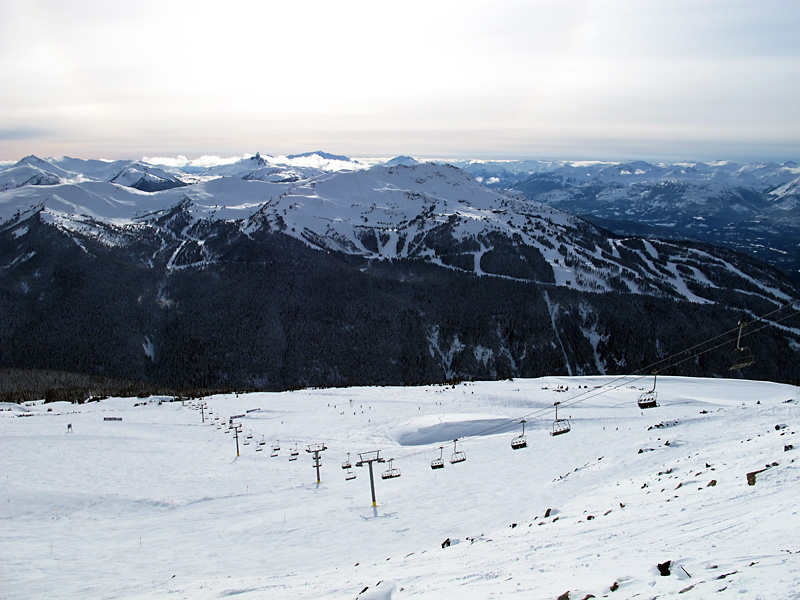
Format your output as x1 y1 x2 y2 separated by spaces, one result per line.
355 450 385 507
306 443 328 483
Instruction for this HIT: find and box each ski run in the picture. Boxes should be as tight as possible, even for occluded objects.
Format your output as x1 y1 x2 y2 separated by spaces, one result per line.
1 375 799 599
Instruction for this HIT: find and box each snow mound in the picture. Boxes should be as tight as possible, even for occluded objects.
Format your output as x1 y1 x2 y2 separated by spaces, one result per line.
387 413 515 446
0 402 33 414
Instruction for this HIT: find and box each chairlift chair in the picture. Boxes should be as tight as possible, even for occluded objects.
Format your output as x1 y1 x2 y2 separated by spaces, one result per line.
345 469 356 481
729 322 755 370
289 445 299 461
511 419 528 449
342 453 352 470
246 430 253 439
637 371 659 409
381 459 401 480
550 402 572 436
730 346 755 370
450 439 466 464
431 446 445 470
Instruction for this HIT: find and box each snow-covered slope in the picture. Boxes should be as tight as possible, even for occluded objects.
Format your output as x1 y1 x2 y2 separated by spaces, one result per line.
2 376 798 599
0 155 82 191
502 160 800 281
2 158 797 304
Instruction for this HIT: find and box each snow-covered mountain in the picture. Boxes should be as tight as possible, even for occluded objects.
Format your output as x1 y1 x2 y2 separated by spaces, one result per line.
446 158 800 281
2 376 798 599
1 153 799 392
0 157 792 298
0 155 189 193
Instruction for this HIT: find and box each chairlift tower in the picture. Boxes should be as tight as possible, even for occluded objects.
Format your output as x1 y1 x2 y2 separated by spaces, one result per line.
232 423 243 457
199 401 208 423
355 450 386 507
306 443 328 484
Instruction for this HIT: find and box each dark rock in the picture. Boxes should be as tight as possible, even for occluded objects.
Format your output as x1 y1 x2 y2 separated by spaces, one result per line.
658 561 672 576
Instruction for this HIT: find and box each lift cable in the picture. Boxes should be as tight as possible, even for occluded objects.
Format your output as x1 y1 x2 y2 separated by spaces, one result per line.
386 298 799 464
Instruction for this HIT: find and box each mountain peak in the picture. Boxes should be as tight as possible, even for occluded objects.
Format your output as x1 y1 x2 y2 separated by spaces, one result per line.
384 155 420 167
15 154 49 168
286 150 352 162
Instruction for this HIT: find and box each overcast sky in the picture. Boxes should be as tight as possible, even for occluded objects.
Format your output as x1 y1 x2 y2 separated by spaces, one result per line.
1 0 798 162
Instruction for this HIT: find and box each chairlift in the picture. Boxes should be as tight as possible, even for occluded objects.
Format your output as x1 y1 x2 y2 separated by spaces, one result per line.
729 321 755 370
342 453 352 470
511 419 528 449
551 402 571 436
255 444 263 452
273 440 280 451
637 371 659 409
430 446 445 470
345 469 356 481
246 430 253 440
258 435 266 446
450 439 466 464
381 458 401 480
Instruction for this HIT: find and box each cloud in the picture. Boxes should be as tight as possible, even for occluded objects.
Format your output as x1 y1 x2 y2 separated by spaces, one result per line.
142 154 249 168
1 0 799 161
0 127 48 141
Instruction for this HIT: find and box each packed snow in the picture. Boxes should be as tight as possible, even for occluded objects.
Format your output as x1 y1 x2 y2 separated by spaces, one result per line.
2 376 798 599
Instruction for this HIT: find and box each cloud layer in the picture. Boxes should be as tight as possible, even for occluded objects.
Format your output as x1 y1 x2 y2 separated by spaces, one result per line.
2 0 798 161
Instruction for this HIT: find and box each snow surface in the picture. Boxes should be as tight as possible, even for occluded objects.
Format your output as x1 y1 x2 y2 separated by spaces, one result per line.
2 376 799 599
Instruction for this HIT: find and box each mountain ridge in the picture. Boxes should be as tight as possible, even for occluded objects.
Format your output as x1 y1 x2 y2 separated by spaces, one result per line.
1 154 798 392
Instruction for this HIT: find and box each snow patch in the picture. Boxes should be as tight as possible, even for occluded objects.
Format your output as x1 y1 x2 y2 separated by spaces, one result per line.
142 336 155 361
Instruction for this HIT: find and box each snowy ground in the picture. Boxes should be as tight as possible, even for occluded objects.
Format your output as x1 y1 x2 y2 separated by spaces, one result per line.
1 376 799 600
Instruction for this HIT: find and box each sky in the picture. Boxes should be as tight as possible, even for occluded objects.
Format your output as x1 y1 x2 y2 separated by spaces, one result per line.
1 0 799 163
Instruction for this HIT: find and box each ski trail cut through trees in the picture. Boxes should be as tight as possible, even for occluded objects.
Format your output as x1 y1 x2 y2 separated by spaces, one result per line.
544 290 573 376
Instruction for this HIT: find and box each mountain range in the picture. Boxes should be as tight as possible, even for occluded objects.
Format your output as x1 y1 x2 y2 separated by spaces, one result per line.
452 158 800 282
1 152 798 397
